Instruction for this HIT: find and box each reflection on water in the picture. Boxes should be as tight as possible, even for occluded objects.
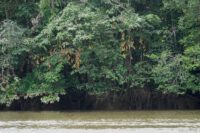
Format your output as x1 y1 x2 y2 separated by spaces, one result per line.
0 111 200 133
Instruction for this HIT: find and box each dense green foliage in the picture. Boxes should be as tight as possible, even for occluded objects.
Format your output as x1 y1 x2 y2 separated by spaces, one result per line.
0 0 199 106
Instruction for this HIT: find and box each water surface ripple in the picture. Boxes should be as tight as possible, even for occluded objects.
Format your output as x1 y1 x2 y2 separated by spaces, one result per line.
0 110 199 133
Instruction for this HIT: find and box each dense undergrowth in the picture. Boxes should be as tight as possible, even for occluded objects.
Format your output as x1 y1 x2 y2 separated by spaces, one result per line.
0 0 199 107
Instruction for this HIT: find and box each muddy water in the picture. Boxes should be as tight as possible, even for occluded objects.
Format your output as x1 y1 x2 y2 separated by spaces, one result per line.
0 111 200 133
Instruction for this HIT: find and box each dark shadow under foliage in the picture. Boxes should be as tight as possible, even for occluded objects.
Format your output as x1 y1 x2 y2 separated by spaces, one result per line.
2 89 200 111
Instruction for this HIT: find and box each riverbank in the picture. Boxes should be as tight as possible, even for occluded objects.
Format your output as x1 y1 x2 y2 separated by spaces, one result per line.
1 89 200 111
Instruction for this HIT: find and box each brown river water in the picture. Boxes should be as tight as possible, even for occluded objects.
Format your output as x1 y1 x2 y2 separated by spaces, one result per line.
0 110 200 133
